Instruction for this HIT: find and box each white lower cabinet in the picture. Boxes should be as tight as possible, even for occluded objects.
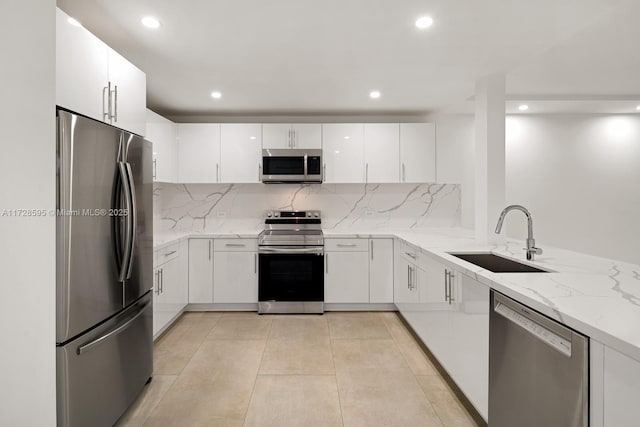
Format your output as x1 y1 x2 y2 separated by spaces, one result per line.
324 239 369 303
602 346 640 426
213 239 258 303
396 243 489 421
188 239 214 303
369 239 394 303
153 243 188 338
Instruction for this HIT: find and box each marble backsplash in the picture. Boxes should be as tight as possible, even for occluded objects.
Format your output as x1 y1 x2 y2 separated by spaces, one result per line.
153 183 461 234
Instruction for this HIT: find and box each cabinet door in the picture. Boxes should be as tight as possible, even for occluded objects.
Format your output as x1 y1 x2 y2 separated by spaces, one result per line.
369 239 394 303
160 256 184 320
213 251 258 303
325 251 369 303
603 346 640 427
178 124 221 183
322 124 364 183
147 109 177 182
449 274 489 420
364 124 400 183
107 48 146 136
400 123 436 183
262 124 292 149
56 8 108 123
220 124 262 183
188 239 214 303
292 124 322 149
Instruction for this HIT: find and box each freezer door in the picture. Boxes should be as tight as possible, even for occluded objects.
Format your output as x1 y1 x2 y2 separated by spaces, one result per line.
122 133 154 306
57 110 126 343
57 292 153 427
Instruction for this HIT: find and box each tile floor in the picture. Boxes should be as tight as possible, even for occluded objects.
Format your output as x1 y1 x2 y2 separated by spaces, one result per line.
116 311 478 427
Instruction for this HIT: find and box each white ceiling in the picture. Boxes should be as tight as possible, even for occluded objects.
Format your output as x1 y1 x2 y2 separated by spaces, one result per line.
57 0 640 117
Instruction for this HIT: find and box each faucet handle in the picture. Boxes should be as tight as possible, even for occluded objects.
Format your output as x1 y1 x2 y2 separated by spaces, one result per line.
532 247 543 256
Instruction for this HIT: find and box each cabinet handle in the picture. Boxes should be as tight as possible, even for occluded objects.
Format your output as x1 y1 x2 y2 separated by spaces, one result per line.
225 243 246 247
164 250 176 257
102 84 110 122
152 158 157 180
370 240 373 260
402 163 406 182
111 85 118 122
216 163 219 182
405 252 416 260
337 243 357 247
254 253 257 274
449 271 455 304
258 163 262 181
325 253 328 273
160 268 164 294
323 163 326 180
208 240 212 260
444 270 450 303
365 163 369 183
155 270 160 295
293 129 297 148
407 265 411 290
288 129 292 148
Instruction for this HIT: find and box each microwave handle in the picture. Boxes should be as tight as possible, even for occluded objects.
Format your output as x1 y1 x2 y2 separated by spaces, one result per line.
303 154 308 177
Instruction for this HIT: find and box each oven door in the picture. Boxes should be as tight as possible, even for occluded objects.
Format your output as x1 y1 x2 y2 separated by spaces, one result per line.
258 248 324 302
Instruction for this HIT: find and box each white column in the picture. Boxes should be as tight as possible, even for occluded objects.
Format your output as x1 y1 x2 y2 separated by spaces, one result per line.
0 1 56 425
474 74 506 243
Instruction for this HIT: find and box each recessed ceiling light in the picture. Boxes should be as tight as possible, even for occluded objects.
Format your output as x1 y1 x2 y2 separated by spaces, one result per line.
211 91 222 99
415 16 434 29
369 90 381 99
518 104 529 111
249 136 256 140
67 17 82 27
636 105 640 111
141 16 161 29
343 136 351 140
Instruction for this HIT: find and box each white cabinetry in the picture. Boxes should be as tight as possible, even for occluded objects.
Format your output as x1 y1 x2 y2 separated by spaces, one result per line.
324 239 370 303
146 109 177 182
220 124 262 183
369 239 394 303
177 124 221 183
322 124 364 183
188 239 214 303
395 244 489 421
213 239 258 303
400 123 436 183
153 242 188 338
602 346 640 426
56 8 146 136
364 124 400 183
262 124 321 149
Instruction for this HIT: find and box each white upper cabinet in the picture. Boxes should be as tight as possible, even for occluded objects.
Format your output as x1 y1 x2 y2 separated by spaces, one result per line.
220 124 262 183
146 110 177 183
400 123 436 183
56 8 146 136
177 124 221 183
263 124 322 149
106 48 146 136
322 124 364 183
364 124 400 183
56 8 108 123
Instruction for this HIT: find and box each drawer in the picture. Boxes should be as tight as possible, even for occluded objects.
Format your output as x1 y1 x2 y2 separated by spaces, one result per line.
214 238 258 252
325 238 369 252
157 242 180 265
399 241 421 263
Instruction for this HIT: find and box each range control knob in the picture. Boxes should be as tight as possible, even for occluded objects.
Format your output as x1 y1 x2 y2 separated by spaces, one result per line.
307 212 312 217
314 212 319 218
274 212 280 217
267 212 272 217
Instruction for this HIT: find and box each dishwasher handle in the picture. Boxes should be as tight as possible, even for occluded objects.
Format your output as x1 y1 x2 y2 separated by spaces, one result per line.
493 293 574 357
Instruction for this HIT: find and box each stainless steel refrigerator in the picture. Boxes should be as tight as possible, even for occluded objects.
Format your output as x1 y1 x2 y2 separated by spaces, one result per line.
56 109 153 427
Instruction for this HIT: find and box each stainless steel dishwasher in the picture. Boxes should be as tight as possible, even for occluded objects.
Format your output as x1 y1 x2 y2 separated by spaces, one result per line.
489 291 588 427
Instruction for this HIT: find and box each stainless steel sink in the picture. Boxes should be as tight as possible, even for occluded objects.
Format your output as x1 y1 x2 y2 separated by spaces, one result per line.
447 252 548 273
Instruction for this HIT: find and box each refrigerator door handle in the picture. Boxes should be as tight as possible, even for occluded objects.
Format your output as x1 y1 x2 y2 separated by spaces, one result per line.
117 162 133 282
76 302 148 355
124 162 137 279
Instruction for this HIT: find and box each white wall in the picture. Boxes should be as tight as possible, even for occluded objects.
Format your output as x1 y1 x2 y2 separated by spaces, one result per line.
0 1 56 425
505 115 640 264
433 114 475 228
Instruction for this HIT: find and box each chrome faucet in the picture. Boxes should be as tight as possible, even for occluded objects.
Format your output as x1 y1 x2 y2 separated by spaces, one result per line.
495 205 543 261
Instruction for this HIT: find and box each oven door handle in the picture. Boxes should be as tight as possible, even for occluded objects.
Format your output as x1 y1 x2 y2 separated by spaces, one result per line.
259 246 324 255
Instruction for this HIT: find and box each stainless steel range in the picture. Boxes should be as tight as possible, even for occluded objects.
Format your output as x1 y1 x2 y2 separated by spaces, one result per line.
258 210 324 314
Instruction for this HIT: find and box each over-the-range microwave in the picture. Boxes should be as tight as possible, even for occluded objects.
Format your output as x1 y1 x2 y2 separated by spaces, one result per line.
261 149 322 183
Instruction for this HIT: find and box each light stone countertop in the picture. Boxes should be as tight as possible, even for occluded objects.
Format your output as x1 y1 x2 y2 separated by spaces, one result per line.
154 226 640 362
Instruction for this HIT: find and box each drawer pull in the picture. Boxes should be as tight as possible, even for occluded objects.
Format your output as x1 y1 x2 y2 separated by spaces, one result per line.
405 252 416 259
164 250 177 256
337 243 357 247
225 243 246 247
